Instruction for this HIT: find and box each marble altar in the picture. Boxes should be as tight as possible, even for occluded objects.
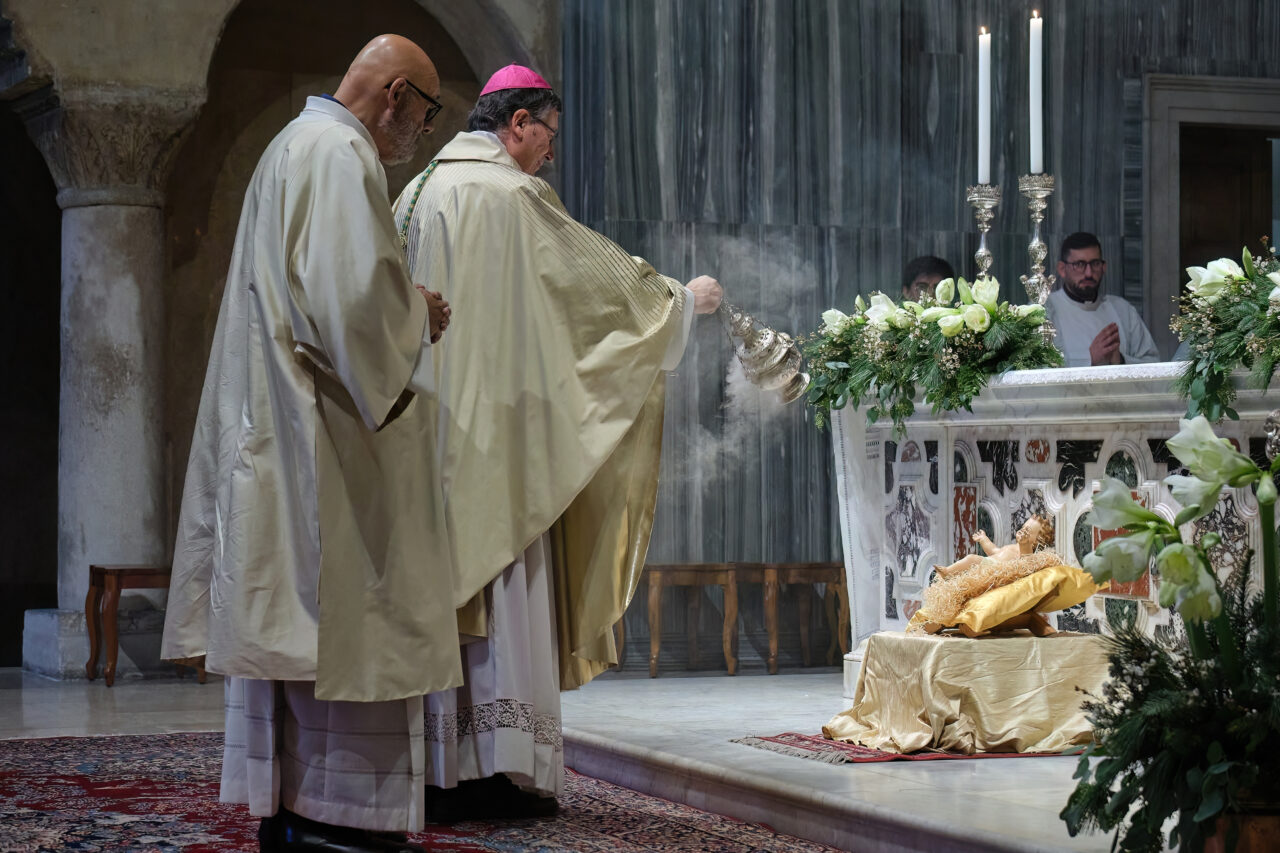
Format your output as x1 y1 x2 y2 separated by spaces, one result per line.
831 362 1277 697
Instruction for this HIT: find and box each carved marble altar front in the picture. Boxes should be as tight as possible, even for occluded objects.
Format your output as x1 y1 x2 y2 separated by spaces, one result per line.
832 363 1276 697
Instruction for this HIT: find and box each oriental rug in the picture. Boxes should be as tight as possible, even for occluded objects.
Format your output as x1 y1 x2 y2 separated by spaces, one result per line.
0 732 837 852
730 731 1083 764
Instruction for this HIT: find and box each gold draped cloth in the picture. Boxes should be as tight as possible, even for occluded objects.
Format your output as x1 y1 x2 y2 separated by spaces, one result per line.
393 132 686 689
909 560 1102 635
823 631 1108 754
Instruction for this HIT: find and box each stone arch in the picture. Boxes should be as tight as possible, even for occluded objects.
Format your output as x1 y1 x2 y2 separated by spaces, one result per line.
162 0 521 533
0 8 60 664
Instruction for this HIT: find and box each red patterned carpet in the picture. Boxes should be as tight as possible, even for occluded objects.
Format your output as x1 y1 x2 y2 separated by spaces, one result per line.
0 732 838 852
731 731 1084 762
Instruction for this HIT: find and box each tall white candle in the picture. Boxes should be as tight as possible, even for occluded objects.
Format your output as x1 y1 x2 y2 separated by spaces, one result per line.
1029 12 1044 173
978 27 991 184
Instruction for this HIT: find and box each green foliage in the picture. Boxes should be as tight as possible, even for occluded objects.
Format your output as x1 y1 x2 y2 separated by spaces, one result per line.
803 283 1062 435
1062 567 1280 852
1172 242 1280 422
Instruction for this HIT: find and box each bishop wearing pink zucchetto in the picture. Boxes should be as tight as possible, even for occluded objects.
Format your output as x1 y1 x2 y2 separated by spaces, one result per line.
393 65 724 821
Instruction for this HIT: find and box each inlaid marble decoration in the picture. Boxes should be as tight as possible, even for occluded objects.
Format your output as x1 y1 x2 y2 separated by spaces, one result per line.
1194 494 1252 579
977 440 1019 496
886 485 930 580
1011 489 1048 541
925 441 939 495
1090 483 1154 600
1056 440 1103 498
831 365 1277 658
953 485 977 561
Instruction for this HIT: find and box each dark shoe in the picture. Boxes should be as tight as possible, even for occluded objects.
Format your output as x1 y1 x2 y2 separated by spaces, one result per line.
258 808 425 852
425 774 558 823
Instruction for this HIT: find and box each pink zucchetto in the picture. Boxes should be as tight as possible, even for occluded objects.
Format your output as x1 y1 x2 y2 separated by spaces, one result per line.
479 64 553 96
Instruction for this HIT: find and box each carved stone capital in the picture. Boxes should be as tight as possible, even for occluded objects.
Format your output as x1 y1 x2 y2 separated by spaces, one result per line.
22 85 202 209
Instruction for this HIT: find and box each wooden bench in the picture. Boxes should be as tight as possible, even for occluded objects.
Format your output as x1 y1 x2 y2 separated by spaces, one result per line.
645 563 740 677
85 564 206 686
642 561 850 677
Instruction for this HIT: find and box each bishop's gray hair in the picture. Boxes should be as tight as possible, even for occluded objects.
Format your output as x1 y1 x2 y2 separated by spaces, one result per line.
467 87 563 133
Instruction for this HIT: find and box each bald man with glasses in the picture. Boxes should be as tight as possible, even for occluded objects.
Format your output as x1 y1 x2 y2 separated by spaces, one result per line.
1045 231 1160 366
163 35 457 852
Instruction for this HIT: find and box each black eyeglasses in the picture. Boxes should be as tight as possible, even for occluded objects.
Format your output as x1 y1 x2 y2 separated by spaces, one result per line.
386 78 443 124
1064 259 1106 273
531 115 559 143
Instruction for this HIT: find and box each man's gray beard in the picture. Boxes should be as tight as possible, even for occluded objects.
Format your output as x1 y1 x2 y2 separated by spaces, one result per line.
379 106 420 166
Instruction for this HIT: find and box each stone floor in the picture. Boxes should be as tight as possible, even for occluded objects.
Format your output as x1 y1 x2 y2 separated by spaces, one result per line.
0 667 1116 853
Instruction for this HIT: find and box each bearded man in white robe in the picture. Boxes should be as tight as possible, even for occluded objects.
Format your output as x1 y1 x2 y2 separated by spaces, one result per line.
162 35 460 853
392 64 723 820
1046 231 1161 366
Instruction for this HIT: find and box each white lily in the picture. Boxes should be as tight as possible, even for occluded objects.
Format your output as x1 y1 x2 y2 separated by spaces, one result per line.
1166 416 1259 487
855 294 867 312
937 314 965 337
956 277 974 305
961 303 991 332
864 293 896 331
1185 258 1243 303
1090 477 1162 529
902 300 925 316
1164 474 1223 523
1014 304 1046 324
1083 528 1156 585
1174 567 1222 621
1155 542 1204 586
934 277 955 304
821 309 850 334
920 306 958 323
888 308 915 329
971 277 1000 312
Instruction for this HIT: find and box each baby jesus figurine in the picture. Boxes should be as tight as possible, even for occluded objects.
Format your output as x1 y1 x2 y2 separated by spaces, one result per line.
934 515 1056 580
915 514 1064 637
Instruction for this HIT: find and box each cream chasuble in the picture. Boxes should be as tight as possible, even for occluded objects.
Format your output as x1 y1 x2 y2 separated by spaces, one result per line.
162 96 462 703
393 132 688 690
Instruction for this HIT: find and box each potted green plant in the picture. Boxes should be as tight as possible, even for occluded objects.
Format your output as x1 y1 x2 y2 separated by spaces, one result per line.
1061 415 1280 852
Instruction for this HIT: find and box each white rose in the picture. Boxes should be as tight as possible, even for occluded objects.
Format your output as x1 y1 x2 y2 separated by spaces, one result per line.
821 309 850 334
961 303 991 332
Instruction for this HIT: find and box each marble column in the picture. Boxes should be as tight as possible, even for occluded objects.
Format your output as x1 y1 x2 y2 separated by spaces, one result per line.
20 85 199 678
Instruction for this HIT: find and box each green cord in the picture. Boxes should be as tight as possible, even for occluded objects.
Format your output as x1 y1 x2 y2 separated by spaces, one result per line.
398 160 438 251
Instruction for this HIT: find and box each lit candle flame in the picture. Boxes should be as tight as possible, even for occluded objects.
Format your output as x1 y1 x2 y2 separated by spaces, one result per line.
1032 10 1040 18
980 26 987 35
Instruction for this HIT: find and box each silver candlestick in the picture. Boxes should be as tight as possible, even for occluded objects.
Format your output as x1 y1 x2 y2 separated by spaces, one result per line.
1018 173 1057 344
965 184 1001 280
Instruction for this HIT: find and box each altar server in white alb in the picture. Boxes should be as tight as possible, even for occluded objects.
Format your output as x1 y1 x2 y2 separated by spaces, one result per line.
393 64 722 819
162 35 459 853
1045 231 1161 366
